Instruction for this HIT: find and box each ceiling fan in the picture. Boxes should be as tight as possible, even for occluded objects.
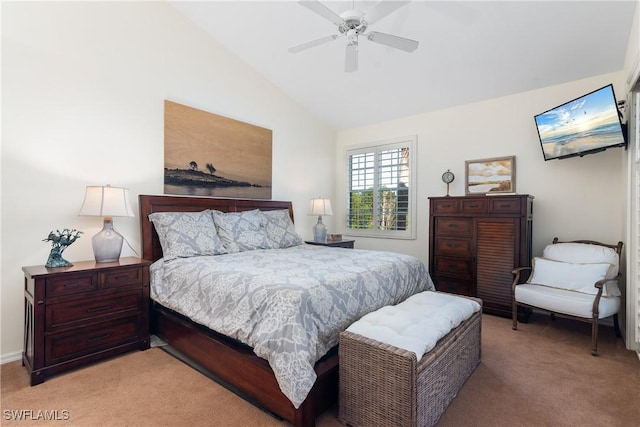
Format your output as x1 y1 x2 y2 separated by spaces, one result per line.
289 0 419 72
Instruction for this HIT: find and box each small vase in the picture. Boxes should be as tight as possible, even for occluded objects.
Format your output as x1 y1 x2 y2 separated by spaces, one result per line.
45 247 73 268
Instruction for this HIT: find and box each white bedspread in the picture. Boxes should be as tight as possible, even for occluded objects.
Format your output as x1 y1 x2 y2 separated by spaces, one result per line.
150 244 434 408
346 292 480 359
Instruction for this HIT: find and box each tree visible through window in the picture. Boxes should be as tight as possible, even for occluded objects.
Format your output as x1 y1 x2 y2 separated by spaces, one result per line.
346 136 415 239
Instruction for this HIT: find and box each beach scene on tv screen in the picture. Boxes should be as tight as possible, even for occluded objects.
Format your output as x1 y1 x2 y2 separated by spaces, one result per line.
535 86 624 160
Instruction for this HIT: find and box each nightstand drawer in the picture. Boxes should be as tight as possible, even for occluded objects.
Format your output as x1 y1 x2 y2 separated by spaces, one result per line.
45 316 140 366
46 291 142 331
101 267 143 289
46 273 98 297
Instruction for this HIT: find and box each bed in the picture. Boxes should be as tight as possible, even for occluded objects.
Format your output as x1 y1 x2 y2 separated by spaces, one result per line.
139 194 434 427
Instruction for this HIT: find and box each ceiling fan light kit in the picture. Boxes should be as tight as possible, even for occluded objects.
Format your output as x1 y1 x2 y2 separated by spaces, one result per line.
289 0 419 72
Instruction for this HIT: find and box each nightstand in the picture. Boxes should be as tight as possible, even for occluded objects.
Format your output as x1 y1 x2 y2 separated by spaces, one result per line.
305 239 355 249
22 257 151 385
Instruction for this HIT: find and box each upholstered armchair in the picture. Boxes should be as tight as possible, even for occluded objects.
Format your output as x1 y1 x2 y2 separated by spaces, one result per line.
511 238 623 356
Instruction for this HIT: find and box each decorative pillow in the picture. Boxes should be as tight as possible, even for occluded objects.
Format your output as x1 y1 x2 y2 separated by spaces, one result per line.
148 210 227 261
261 209 303 249
542 243 621 296
212 209 273 253
528 257 612 295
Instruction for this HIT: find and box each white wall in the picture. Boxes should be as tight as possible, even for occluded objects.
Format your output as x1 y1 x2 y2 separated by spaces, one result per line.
336 72 627 268
1 2 335 360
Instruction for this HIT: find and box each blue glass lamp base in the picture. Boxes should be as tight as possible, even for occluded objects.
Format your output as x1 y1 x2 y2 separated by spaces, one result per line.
313 216 327 243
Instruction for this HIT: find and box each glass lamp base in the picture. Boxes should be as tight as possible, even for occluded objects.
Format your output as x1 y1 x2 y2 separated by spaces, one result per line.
92 218 124 263
313 216 327 243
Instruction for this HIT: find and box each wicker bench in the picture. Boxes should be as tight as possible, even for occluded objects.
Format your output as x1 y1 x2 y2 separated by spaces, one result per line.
338 292 482 427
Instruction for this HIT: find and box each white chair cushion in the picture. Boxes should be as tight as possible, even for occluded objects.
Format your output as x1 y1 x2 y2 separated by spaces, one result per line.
528 257 611 295
541 243 621 297
543 243 619 277
515 284 620 319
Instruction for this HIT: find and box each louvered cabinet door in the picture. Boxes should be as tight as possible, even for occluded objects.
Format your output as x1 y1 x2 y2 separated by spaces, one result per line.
475 218 518 316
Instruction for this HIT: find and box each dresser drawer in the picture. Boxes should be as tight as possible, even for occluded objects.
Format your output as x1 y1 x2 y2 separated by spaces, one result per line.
431 199 458 214
434 256 472 279
434 237 472 257
45 316 140 366
434 276 473 296
101 267 143 289
460 198 487 214
45 273 98 297
435 217 473 236
488 197 522 214
46 291 142 331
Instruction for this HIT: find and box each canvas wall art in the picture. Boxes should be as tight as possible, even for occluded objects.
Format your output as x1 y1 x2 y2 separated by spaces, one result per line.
465 156 516 195
164 100 272 199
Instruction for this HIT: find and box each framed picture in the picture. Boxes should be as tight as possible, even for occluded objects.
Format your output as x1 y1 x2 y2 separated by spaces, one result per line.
465 156 516 195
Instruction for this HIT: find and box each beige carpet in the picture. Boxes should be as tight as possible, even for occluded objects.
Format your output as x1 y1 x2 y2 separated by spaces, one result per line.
2 314 638 427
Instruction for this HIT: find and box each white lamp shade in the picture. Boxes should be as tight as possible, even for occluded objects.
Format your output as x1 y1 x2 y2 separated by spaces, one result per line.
308 198 333 216
78 185 134 218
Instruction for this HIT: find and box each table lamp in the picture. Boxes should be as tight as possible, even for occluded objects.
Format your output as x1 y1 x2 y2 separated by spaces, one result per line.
308 198 333 243
78 185 134 262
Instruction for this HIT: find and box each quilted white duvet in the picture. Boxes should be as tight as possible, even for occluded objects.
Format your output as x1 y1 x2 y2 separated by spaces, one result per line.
150 244 434 408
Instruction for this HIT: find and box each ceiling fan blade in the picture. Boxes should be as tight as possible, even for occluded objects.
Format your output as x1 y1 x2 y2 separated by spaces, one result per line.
367 31 418 52
289 35 338 53
345 42 358 73
299 0 343 26
365 0 410 25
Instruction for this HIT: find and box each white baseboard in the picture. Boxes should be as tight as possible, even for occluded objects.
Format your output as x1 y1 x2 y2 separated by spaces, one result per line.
1 351 22 364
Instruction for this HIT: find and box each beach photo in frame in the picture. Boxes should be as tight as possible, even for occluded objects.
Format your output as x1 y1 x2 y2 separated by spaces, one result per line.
465 156 516 195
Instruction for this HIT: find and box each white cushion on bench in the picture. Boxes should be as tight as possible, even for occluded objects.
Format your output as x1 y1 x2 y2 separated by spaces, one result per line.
515 284 620 318
345 291 480 360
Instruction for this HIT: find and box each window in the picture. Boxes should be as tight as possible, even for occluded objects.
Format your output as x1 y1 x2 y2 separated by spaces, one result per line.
345 136 416 239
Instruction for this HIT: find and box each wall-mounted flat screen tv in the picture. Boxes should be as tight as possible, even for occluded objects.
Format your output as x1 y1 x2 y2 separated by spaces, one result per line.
534 84 626 161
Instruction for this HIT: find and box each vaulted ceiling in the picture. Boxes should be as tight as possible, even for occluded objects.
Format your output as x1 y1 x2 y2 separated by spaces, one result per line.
169 1 636 130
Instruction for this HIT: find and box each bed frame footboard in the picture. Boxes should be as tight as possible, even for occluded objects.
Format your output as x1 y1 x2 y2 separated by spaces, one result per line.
152 302 338 427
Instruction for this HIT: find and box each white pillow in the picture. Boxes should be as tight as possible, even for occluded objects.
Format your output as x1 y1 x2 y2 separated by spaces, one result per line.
543 243 619 277
542 243 621 296
528 257 612 295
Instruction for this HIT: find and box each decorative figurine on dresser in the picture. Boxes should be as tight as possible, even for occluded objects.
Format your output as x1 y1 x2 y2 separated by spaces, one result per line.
428 194 534 317
22 257 151 385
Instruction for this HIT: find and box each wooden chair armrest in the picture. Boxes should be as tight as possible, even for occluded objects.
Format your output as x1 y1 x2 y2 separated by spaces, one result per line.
593 273 621 289
511 266 532 292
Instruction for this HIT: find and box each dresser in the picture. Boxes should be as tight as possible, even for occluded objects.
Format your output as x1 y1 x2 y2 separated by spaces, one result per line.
22 257 151 385
428 195 533 317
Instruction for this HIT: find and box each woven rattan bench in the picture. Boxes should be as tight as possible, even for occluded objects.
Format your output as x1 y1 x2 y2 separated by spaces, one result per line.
338 293 482 427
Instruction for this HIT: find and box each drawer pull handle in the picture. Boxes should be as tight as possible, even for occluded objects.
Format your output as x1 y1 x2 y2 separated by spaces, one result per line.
499 204 510 208
87 305 111 313
447 243 458 248
64 282 82 288
468 204 479 208
447 224 457 228
114 275 128 280
87 333 112 343
448 263 457 268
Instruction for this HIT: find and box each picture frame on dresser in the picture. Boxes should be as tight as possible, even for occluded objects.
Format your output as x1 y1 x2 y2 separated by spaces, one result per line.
465 155 516 195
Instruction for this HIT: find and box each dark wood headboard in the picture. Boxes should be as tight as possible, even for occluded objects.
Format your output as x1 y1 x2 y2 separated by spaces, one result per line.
139 194 295 262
